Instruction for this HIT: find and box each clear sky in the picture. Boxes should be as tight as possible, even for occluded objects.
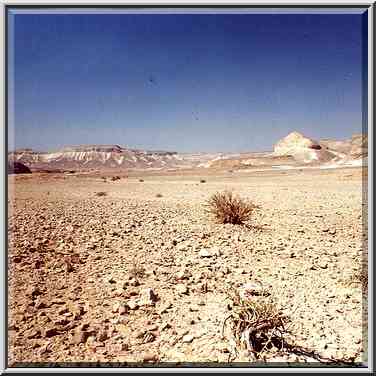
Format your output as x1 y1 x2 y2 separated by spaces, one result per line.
8 10 367 153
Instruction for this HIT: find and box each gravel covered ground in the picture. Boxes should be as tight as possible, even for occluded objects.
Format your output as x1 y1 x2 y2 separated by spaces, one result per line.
7 167 368 367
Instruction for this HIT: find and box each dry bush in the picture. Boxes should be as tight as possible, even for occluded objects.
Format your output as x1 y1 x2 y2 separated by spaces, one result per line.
348 267 368 293
129 259 145 281
156 193 163 198
207 191 258 225
223 285 361 364
139 179 144 182
356 268 368 292
223 285 289 360
360 269 368 291
200 179 206 183
111 176 121 181
96 191 107 197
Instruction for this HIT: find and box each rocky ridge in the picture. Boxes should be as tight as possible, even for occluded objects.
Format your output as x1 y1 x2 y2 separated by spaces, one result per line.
8 132 367 173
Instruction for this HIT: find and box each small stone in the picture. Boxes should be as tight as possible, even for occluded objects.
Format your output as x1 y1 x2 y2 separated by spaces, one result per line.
239 282 266 299
43 327 59 338
147 324 158 331
8 322 18 331
34 297 48 309
53 317 69 326
177 244 187 252
12 255 22 263
145 288 158 303
127 300 139 310
73 328 90 344
129 278 140 287
119 305 128 315
160 322 171 331
97 330 108 342
108 276 116 284
199 249 211 258
114 288 124 297
143 353 158 362
182 334 194 343
117 324 129 337
219 346 230 353
135 329 146 339
112 302 121 313
176 269 191 280
169 336 178 346
24 328 41 339
138 288 158 306
58 306 69 315
158 302 172 314
109 343 128 352
189 305 200 312
51 298 65 305
65 260 74 272
27 286 43 298
176 285 188 295
210 246 222 256
120 343 128 351
38 343 52 355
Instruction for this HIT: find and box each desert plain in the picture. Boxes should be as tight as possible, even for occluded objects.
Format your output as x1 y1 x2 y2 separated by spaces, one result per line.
7 165 368 366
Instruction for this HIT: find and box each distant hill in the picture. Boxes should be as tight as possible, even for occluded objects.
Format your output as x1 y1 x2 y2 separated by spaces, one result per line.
8 133 367 172
8 161 32 174
8 145 218 171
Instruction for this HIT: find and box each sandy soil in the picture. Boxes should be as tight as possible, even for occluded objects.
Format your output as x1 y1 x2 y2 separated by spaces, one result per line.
7 167 368 367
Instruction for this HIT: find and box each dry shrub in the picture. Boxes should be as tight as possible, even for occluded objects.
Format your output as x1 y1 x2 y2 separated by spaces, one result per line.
139 179 144 182
200 179 206 183
156 193 163 198
96 191 107 197
223 285 289 360
223 285 360 364
356 268 368 292
129 259 145 281
207 191 258 225
111 176 121 181
360 270 368 291
348 267 368 293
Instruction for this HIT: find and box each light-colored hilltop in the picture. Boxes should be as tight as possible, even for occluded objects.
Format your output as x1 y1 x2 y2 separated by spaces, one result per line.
206 131 367 170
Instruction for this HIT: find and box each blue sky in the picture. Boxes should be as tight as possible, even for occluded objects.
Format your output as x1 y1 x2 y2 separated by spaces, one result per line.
8 10 367 152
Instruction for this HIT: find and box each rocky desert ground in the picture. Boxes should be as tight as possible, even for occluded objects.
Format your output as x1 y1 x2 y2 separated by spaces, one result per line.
7 165 368 367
